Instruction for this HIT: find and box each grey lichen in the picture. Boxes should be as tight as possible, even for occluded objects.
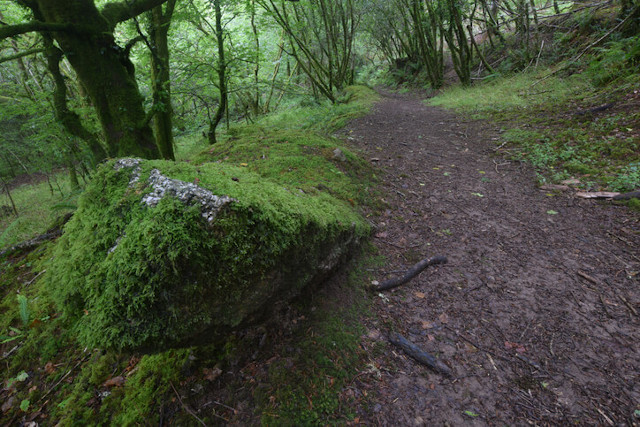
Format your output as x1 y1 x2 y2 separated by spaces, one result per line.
114 158 236 223
114 158 143 185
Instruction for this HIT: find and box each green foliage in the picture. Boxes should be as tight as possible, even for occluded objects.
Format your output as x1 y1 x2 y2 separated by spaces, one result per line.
610 162 640 192
586 36 640 87
430 66 640 192
0 174 76 249
429 70 590 118
17 294 29 327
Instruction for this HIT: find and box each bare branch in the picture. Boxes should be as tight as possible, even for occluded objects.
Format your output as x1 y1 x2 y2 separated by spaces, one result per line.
0 21 75 40
101 0 169 28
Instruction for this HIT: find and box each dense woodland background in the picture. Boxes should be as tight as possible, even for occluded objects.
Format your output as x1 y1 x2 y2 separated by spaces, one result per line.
1 0 638 206
0 0 639 424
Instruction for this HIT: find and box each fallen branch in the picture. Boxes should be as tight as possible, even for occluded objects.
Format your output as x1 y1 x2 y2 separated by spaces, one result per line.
0 230 62 258
388 333 452 377
0 212 72 258
372 256 447 291
613 191 640 201
575 191 620 199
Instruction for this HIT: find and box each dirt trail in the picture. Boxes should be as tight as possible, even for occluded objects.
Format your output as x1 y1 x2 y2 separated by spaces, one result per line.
344 90 640 425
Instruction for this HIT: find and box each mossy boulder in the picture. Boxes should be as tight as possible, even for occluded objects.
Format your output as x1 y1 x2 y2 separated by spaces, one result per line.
44 159 368 352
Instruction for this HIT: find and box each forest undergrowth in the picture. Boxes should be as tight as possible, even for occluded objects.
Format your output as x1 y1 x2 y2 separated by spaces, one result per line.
0 2 639 424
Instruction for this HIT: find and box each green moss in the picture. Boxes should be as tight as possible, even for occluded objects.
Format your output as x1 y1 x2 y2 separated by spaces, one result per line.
103 349 190 426
43 159 369 351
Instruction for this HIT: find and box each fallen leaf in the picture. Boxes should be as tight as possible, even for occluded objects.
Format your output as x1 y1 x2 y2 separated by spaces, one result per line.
240 163 248 167
203 367 222 382
438 313 449 324
547 210 559 215
1 397 14 413
504 341 526 353
103 376 126 388
471 192 484 198
44 362 55 374
465 343 478 353
421 321 434 329
414 291 426 299
464 410 479 417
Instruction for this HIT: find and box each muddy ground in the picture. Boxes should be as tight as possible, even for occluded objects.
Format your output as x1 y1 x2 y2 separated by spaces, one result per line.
344 90 640 425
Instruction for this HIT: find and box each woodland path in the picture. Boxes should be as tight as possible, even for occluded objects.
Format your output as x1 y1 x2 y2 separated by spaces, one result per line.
343 90 640 425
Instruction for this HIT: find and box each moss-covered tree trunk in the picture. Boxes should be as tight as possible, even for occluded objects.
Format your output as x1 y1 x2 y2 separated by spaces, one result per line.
149 0 176 160
42 33 107 165
32 0 165 159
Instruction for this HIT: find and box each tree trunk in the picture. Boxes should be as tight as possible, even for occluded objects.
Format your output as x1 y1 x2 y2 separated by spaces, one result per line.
150 0 177 160
34 0 161 159
208 0 228 145
42 34 107 165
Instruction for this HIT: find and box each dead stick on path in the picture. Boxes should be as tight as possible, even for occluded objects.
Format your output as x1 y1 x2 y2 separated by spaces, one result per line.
372 256 447 291
388 333 453 377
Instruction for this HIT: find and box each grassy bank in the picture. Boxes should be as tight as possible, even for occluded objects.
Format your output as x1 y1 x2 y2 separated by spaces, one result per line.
430 62 639 196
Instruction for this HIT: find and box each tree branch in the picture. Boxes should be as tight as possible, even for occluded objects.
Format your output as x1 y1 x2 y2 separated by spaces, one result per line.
0 21 76 40
0 47 44 64
101 0 170 28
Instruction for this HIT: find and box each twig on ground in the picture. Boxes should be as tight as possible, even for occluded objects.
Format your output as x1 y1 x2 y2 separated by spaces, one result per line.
38 352 92 403
22 269 46 289
577 270 599 285
619 296 638 317
371 256 447 291
170 381 211 425
388 332 453 377
599 294 613 318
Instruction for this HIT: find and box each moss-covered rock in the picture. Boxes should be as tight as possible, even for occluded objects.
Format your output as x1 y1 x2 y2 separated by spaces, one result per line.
44 158 368 352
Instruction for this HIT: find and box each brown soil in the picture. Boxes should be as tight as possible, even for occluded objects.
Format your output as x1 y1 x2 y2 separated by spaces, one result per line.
344 89 640 425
